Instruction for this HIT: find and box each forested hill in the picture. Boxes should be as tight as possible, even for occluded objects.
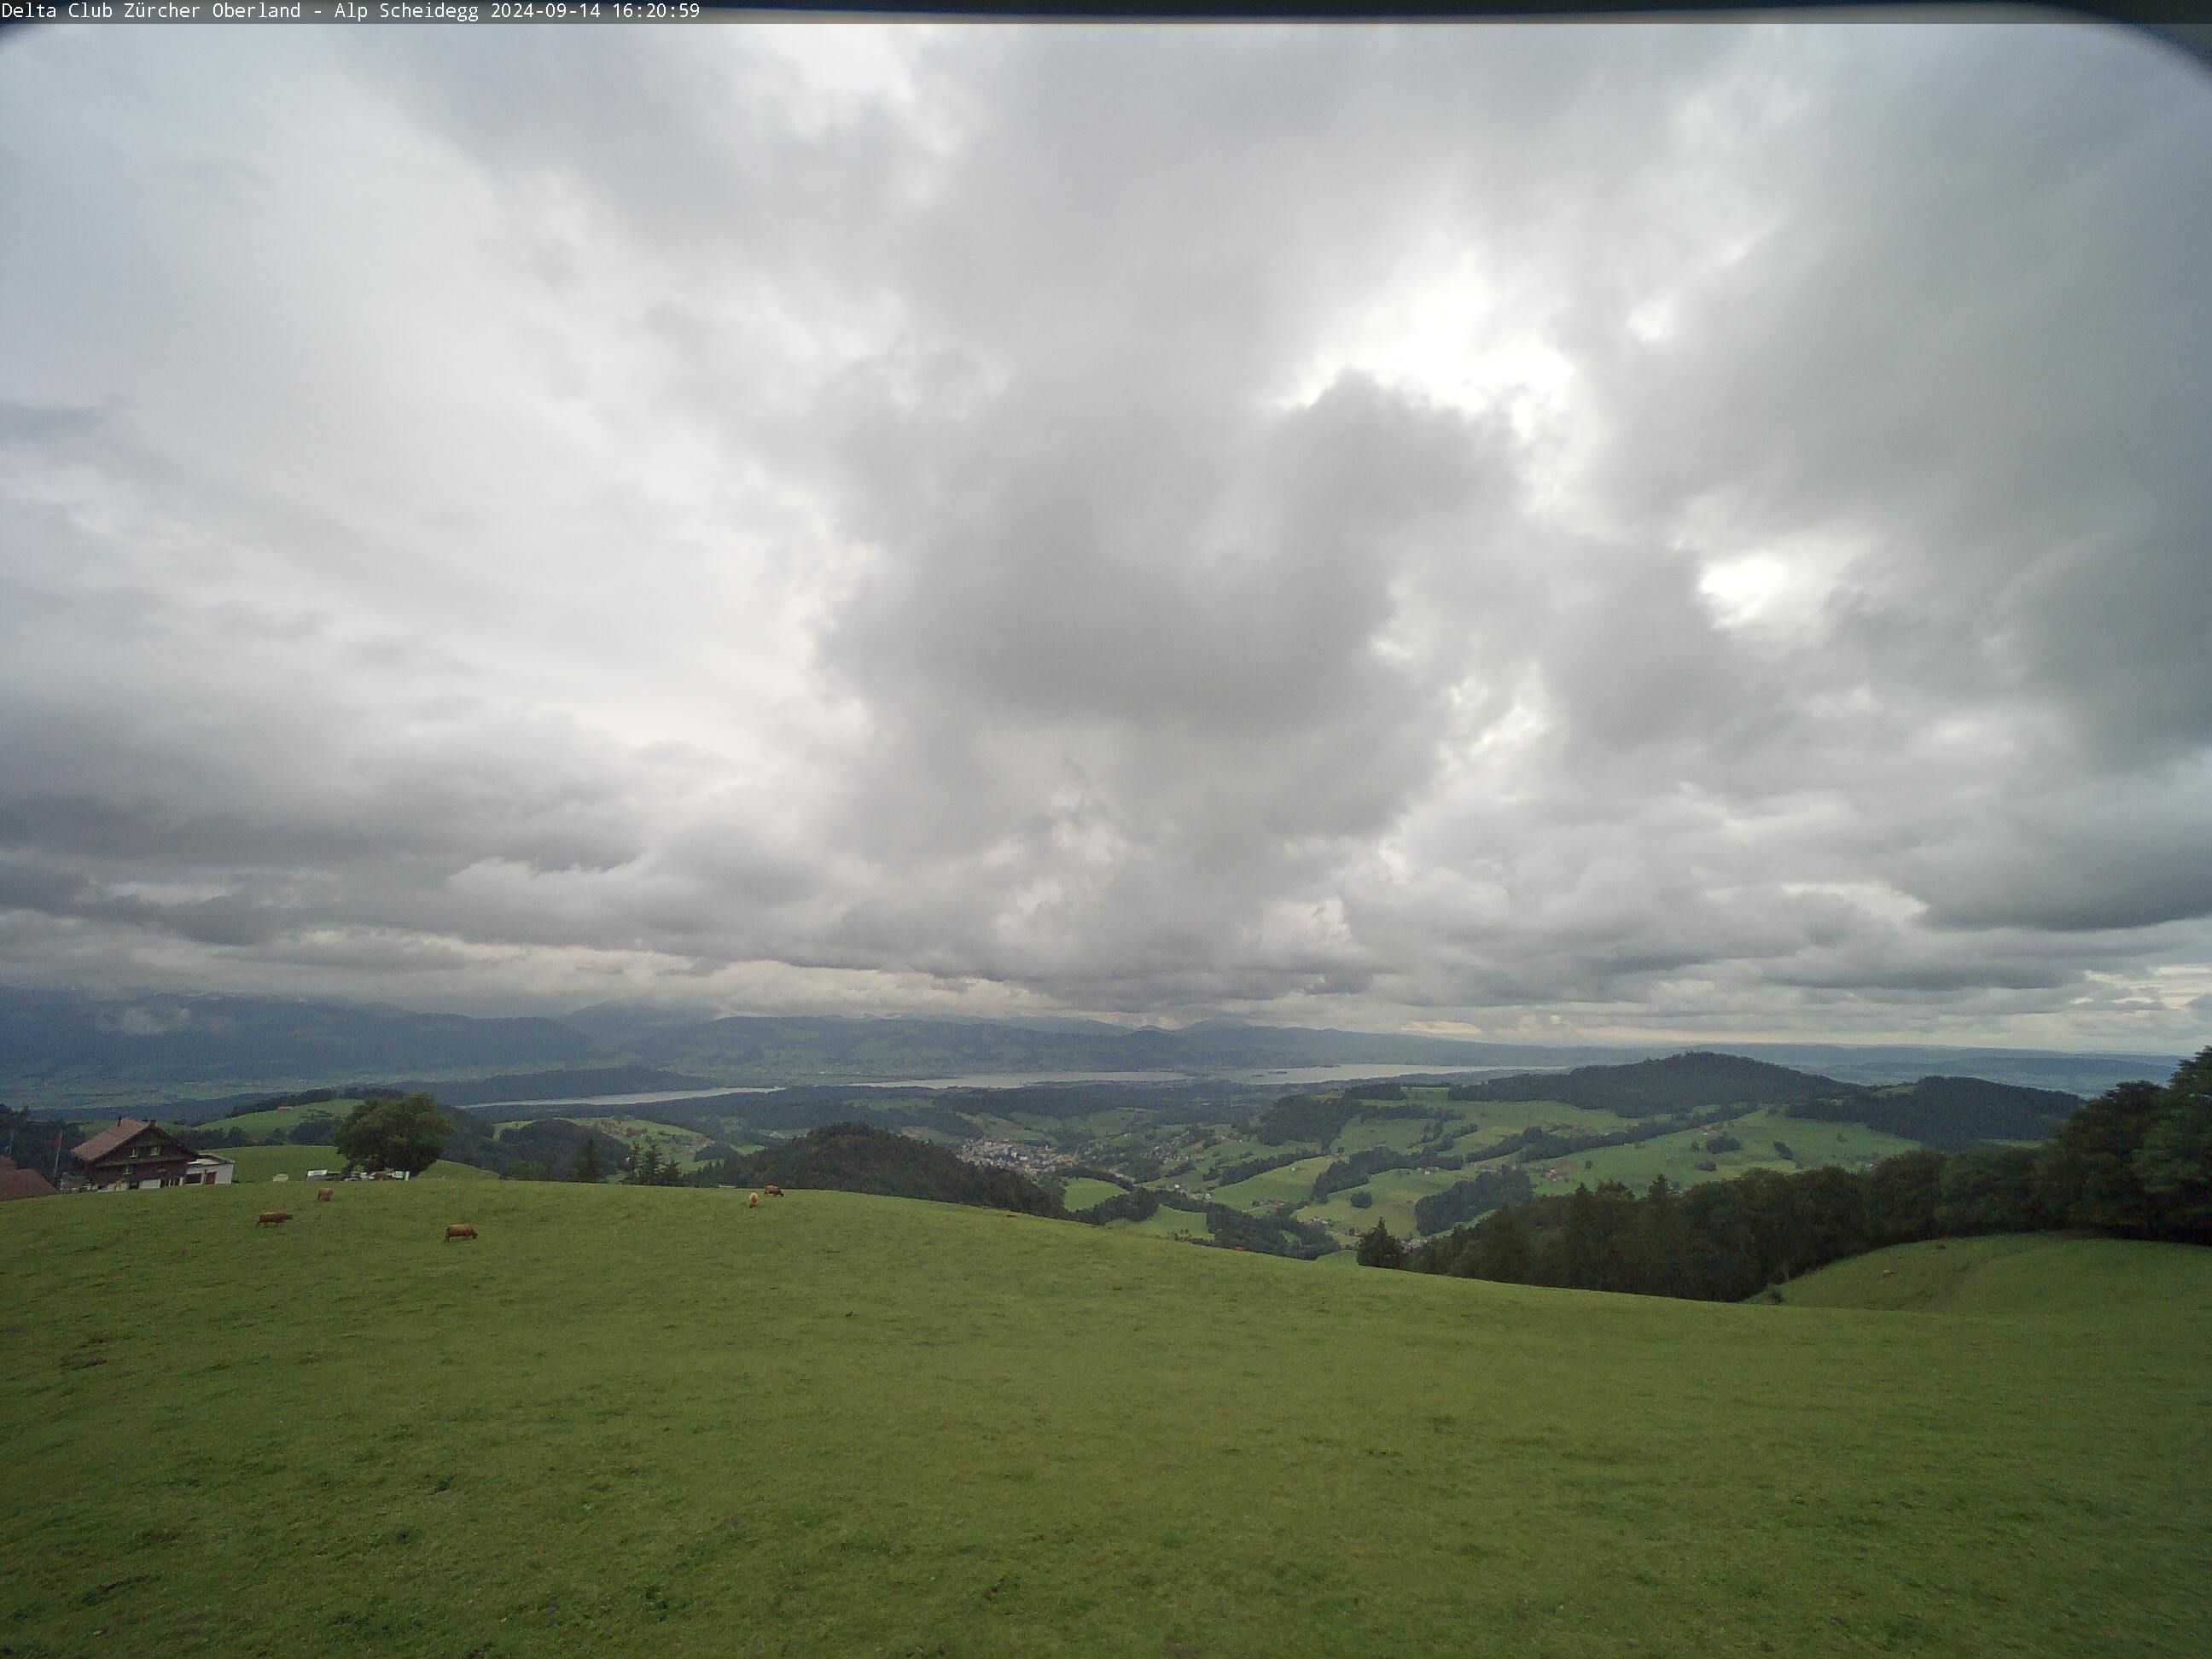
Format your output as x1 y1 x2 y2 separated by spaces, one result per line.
710 1123 1066 1218
1794 1074 2080 1151
1453 1050 2078 1144
1455 1051 1864 1115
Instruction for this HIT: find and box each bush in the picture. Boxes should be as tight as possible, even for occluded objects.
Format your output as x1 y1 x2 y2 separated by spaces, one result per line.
1348 1190 1374 1209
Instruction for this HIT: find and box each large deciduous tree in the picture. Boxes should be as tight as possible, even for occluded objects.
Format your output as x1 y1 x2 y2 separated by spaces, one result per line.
2034 1081 2164 1234
334 1091 450 1176
2134 1048 2212 1241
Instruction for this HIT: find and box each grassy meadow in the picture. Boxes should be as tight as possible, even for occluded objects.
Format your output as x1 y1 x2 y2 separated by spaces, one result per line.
3 1184 2208 1658
1059 1177 1126 1213
1774 1233 2209 1317
168 1100 364 1141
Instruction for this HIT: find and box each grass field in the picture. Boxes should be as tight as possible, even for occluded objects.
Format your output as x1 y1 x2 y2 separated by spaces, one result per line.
1204 1154 1335 1211
1103 1204 1208 1240
1774 1234 2208 1317
1302 1166 1464 1243
1189 1137 1312 1182
3 1187 2208 1658
1060 1177 1126 1213
1332 1115 1434 1155
169 1100 363 1141
1523 1109 1925 1197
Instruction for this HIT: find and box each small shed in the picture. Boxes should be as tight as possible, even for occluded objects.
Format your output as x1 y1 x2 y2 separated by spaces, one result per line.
69 1118 219 1191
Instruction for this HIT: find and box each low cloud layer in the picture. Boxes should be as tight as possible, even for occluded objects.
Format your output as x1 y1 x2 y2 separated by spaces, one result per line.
2 21 2208 1050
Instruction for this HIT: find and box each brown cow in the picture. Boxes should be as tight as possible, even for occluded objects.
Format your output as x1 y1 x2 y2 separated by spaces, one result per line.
317 1187 334 1203
255 1211 293 1226
765 1185 784 1197
747 1192 760 1208
444 1224 478 1243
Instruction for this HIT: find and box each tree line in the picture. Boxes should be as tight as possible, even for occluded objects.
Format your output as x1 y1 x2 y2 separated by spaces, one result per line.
1395 1050 2211 1297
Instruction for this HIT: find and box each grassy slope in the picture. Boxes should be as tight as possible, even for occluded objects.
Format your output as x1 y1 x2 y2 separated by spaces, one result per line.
1303 1167 1462 1243
1773 1233 2208 1317
1060 1177 1126 1212
4 1187 2207 1659
174 1099 364 1140
1205 1154 1336 1210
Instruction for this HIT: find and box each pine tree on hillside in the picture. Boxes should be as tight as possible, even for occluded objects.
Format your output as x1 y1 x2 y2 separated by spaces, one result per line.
1356 1219 1405 1269
572 1137 603 1183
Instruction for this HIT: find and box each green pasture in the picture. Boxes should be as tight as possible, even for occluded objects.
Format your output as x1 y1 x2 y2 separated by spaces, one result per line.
173 1100 362 1142
1103 1205 1208 1241
1718 1106 1922 1167
1441 1098 1636 1155
222 1144 346 1183
425 1160 498 1182
4 1185 2209 1659
570 1116 721 1161
1775 1234 2209 1318
1205 1154 1336 1212
1060 1177 1126 1213
1523 1108 1924 1197
1191 1137 1311 1180
1302 1167 1464 1243
1332 1115 1435 1155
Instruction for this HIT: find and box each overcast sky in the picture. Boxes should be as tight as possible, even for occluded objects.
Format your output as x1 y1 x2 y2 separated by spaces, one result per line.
2 20 2209 1050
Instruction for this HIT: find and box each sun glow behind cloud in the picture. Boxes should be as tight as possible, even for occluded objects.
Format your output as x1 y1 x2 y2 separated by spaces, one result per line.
0 21 2207 1049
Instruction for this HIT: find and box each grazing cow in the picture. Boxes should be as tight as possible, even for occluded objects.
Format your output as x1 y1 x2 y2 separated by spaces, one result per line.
255 1211 293 1226
747 1192 760 1208
317 1187 334 1203
765 1185 783 1197
444 1224 477 1243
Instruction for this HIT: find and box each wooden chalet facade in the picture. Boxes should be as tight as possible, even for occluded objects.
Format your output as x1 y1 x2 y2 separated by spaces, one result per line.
68 1118 233 1190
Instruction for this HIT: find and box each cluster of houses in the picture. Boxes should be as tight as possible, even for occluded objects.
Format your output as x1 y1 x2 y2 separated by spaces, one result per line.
0 1117 235 1203
958 1136 1073 1178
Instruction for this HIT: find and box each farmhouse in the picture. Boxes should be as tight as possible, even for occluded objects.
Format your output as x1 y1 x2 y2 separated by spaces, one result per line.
68 1118 234 1190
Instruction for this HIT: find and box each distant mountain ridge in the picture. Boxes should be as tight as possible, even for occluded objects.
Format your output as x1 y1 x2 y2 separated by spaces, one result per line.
1458 1051 1858 1116
0 983 2181 1114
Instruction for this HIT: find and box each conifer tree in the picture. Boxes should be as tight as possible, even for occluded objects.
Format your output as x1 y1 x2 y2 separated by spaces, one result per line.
1355 1218 1405 1269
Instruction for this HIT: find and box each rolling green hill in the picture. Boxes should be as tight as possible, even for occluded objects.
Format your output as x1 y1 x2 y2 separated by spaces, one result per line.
3 1185 2206 1657
1771 1233 2209 1318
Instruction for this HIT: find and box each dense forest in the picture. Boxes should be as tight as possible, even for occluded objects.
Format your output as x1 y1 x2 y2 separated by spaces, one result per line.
1402 1049 2212 1298
1447 1051 2078 1145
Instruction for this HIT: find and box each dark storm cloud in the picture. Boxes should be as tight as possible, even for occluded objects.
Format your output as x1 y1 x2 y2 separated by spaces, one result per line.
0 21 2206 1045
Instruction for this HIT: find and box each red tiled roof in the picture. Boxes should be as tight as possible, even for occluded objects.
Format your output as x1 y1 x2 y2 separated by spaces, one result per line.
68 1117 153 1165
70 1118 200 1167
0 1165 56 1202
